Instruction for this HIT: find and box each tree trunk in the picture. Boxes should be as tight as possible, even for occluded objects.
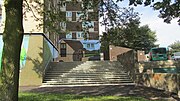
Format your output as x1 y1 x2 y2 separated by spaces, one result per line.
0 0 23 101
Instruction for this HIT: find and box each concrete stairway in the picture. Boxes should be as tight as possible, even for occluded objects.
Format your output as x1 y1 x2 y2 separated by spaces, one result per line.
42 61 135 86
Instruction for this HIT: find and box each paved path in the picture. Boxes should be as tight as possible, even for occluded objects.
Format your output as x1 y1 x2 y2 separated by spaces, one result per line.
20 85 179 101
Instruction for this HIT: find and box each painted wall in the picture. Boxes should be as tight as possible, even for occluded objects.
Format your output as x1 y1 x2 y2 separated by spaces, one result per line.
80 40 100 51
0 34 59 86
0 35 29 71
19 34 59 86
19 35 44 86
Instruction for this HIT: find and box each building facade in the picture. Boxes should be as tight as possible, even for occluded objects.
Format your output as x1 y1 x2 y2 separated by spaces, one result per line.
0 0 99 86
45 0 99 61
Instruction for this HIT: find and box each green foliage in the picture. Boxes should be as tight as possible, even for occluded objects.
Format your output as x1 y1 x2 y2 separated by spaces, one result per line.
168 41 180 53
19 93 149 101
121 0 180 24
44 0 66 35
101 18 157 53
99 1 140 29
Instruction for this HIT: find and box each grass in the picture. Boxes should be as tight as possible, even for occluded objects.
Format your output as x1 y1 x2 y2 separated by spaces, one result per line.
19 92 149 101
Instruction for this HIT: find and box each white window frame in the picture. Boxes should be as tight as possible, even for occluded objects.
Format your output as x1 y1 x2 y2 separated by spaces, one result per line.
66 11 72 21
82 21 94 32
66 11 72 17
66 32 72 39
76 32 84 39
59 22 66 31
76 12 83 21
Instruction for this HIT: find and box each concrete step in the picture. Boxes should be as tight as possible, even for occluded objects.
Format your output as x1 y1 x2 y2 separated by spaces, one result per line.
44 75 129 79
43 61 133 86
43 80 133 84
41 83 136 87
45 71 126 75
45 75 129 78
43 78 131 81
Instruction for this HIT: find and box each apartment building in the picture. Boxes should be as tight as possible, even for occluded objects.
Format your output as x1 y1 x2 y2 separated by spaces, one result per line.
48 0 100 62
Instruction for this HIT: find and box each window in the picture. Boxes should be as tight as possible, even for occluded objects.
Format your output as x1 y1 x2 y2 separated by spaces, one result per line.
60 43 66 57
76 12 82 18
91 44 94 48
76 12 84 21
59 22 66 31
87 44 91 48
85 43 95 49
82 21 94 32
76 32 84 38
60 43 66 49
66 12 72 17
66 11 72 21
66 32 72 39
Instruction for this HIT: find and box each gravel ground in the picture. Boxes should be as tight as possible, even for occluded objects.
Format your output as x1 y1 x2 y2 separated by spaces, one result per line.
19 85 180 101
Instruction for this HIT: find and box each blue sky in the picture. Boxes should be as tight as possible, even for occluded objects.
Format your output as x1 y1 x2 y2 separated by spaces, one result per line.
118 1 180 47
99 1 180 47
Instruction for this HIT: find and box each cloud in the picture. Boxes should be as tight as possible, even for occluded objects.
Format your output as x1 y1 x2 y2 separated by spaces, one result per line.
140 15 180 47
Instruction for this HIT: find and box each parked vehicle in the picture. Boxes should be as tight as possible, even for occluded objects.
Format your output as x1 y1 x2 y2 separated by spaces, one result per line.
171 52 180 60
149 47 168 61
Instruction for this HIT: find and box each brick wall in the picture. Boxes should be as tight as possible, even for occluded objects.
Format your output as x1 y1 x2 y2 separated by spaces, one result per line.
109 45 132 61
137 50 146 62
59 40 83 62
66 2 81 11
66 22 82 31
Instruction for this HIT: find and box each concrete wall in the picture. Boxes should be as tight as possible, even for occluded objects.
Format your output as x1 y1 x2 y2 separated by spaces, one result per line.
137 50 146 62
117 50 180 97
19 34 59 86
19 35 44 86
117 50 137 81
137 60 180 95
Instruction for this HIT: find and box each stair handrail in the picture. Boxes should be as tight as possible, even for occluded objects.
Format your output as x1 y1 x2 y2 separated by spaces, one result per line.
43 57 52 78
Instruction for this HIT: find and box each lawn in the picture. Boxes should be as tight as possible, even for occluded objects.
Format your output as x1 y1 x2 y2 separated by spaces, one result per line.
19 92 149 101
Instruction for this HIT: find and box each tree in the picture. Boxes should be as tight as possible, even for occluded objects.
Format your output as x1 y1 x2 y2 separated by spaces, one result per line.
0 0 179 100
0 0 23 101
101 18 157 53
168 41 180 53
125 0 180 24
100 7 140 53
